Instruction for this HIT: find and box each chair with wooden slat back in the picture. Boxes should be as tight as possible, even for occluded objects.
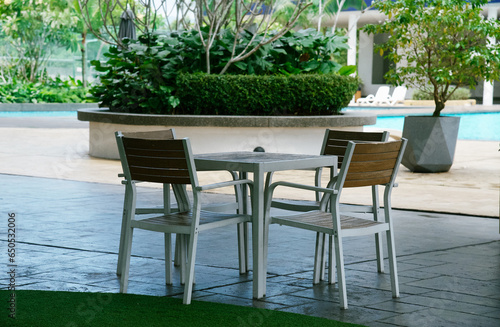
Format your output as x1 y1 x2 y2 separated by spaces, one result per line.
116 130 178 277
116 129 249 278
270 129 390 281
115 132 253 304
264 138 407 309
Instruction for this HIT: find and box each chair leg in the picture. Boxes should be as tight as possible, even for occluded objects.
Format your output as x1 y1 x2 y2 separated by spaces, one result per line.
117 186 133 276
119 225 134 293
183 231 199 304
314 167 323 202
313 232 325 284
179 234 187 285
328 234 335 284
237 222 249 274
333 232 348 309
372 185 385 273
321 234 328 281
375 232 385 273
165 233 173 285
173 184 190 268
232 171 249 275
386 228 400 298
163 184 175 284
174 235 181 267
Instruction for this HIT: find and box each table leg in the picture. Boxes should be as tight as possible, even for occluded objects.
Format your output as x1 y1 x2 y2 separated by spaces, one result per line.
252 166 266 298
238 171 249 274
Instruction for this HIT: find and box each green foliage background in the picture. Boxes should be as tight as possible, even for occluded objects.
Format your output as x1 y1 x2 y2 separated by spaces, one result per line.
90 28 356 115
0 77 90 103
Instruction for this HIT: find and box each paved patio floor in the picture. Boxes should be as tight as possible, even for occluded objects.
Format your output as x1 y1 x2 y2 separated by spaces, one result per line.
1 174 499 326
0 115 499 326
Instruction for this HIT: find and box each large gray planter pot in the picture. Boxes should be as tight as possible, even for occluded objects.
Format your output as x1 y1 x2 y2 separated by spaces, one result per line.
401 116 460 173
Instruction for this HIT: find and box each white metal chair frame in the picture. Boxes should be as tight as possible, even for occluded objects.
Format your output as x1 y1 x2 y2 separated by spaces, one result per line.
116 129 249 277
264 139 407 309
269 130 391 280
116 130 177 277
116 132 253 304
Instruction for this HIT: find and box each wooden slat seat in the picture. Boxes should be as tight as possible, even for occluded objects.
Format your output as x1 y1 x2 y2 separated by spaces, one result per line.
132 210 251 233
273 212 389 235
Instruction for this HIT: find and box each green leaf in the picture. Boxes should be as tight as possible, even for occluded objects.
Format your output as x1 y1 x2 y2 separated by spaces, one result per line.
338 65 357 76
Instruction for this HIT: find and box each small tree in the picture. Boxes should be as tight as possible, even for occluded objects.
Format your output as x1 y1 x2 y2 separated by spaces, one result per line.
78 0 312 74
0 0 78 83
363 0 500 116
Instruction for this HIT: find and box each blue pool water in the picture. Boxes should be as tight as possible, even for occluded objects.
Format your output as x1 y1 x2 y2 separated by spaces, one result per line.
0 110 499 140
372 112 500 141
0 111 77 117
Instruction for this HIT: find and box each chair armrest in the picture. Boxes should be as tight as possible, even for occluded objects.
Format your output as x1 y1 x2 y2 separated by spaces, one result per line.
195 179 253 192
267 180 338 196
265 180 338 212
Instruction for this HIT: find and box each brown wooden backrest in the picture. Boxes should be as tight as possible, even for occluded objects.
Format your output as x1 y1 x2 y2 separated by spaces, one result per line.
343 140 403 188
322 130 390 169
120 136 194 185
121 129 175 140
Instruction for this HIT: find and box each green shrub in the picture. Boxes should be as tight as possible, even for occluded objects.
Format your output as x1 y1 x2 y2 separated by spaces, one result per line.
174 74 358 115
0 77 91 103
90 28 355 115
412 87 471 100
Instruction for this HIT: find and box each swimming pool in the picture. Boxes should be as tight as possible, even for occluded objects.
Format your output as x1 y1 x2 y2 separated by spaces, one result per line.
0 111 78 117
0 110 499 140
372 112 500 141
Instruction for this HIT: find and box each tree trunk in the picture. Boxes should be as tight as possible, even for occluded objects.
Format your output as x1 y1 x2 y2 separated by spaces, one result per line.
433 100 445 117
81 32 87 88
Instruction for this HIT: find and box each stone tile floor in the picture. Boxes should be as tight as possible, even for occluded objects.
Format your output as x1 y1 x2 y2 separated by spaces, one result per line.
1 173 499 326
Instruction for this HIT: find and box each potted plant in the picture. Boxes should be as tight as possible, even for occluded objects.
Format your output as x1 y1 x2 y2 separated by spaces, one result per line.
364 0 500 173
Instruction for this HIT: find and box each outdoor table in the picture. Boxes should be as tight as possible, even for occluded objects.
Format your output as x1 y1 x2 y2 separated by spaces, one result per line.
194 151 338 299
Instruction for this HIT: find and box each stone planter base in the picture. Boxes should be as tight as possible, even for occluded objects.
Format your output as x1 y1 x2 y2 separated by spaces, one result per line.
78 109 377 159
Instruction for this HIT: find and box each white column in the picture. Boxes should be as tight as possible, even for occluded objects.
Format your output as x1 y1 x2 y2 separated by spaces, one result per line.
347 14 358 67
347 14 358 104
482 7 497 106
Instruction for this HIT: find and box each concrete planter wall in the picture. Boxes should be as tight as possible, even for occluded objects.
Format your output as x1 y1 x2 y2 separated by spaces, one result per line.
78 109 377 160
401 116 461 173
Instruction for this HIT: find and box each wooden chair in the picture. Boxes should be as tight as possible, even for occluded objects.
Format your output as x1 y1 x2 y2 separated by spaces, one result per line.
116 129 177 277
115 132 253 304
270 130 390 280
116 129 249 277
264 139 407 309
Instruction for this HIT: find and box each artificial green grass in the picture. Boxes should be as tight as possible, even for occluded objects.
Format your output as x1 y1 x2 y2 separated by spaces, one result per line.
0 290 365 327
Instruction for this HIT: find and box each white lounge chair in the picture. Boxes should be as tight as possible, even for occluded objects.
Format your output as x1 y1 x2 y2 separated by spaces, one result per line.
356 86 390 106
379 86 407 106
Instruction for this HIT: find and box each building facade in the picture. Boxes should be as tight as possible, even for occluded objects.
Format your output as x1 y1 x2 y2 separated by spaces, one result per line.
326 0 500 104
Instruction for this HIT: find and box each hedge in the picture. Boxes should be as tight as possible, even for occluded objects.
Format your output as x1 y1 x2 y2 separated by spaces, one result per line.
174 74 358 116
